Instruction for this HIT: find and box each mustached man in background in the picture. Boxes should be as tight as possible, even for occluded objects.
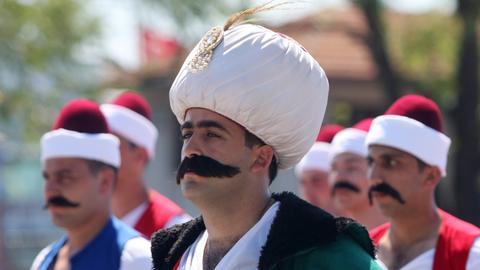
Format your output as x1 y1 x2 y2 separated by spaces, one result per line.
101 91 190 239
31 99 151 270
367 95 480 270
295 124 345 216
150 5 382 270
329 119 386 229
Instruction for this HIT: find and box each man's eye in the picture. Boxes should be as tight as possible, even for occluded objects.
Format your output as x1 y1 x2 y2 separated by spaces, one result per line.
59 177 72 185
207 132 220 138
181 133 192 140
386 159 397 167
366 157 373 166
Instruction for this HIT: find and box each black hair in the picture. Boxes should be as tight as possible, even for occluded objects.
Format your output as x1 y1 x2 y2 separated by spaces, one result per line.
244 130 278 184
416 157 428 171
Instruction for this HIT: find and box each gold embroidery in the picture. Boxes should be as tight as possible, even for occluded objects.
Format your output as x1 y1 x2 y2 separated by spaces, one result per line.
187 26 224 73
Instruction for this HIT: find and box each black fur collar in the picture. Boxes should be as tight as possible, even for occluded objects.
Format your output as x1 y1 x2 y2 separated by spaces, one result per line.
151 192 374 270
151 216 205 270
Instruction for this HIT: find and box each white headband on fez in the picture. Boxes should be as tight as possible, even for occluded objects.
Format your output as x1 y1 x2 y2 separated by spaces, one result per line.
365 115 451 176
295 142 331 176
41 128 121 168
101 104 158 158
330 128 368 159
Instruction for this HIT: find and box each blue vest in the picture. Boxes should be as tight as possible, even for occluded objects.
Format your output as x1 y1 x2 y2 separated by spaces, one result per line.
39 217 139 270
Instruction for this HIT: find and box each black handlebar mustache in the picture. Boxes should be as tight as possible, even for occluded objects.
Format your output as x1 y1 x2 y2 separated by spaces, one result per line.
176 155 241 184
44 196 80 209
332 181 361 195
368 182 405 205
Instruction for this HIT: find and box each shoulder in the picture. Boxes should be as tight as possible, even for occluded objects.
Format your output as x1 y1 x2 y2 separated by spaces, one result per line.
281 236 383 270
120 236 152 270
30 244 54 270
259 193 377 270
440 210 480 237
335 217 376 257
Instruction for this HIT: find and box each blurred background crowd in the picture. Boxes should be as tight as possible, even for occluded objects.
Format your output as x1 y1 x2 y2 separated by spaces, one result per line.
1 0 479 269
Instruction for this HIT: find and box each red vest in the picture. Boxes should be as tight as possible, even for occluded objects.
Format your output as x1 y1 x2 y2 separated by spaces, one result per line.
134 190 184 239
370 209 480 270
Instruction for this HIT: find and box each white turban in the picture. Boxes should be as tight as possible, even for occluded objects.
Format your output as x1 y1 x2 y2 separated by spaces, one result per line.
170 24 329 169
41 129 120 168
366 115 451 176
295 142 331 176
330 128 369 159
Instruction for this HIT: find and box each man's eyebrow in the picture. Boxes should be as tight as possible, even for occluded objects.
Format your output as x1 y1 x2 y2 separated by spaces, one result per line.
181 122 193 130
181 120 230 134
44 168 74 179
380 153 405 160
58 169 74 176
345 157 364 164
197 120 228 132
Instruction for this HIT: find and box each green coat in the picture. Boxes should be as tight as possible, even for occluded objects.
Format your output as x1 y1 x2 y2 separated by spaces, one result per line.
151 192 382 270
268 234 382 269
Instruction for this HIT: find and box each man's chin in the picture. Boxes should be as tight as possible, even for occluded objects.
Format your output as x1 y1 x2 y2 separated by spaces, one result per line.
47 205 74 215
373 195 404 212
180 180 207 198
50 214 75 229
333 189 360 200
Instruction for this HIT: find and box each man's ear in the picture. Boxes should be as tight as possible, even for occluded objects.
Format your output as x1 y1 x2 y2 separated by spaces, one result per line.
135 147 150 166
251 145 274 174
423 165 441 189
98 168 115 194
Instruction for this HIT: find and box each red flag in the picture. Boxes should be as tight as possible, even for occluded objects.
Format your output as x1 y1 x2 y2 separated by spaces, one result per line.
140 28 179 64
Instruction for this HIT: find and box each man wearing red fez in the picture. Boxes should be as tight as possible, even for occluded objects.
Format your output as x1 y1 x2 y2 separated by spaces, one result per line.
366 94 480 270
31 99 151 270
329 119 386 229
150 6 381 270
101 91 190 239
295 124 344 215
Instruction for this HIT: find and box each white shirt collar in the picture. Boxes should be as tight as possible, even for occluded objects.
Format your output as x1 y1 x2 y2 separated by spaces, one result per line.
178 201 280 270
120 202 149 228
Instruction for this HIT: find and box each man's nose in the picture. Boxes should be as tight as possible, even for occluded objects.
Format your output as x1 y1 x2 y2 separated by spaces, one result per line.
368 162 383 184
182 133 203 158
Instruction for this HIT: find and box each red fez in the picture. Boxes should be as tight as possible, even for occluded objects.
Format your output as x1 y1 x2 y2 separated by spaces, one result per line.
53 99 109 134
352 118 373 132
385 94 443 132
110 91 152 120
316 124 344 143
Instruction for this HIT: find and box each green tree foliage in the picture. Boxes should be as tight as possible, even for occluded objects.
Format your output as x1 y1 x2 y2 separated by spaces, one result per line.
0 0 99 146
387 13 460 103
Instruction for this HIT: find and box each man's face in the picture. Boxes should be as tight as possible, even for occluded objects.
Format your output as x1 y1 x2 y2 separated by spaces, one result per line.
299 169 330 208
43 158 107 229
330 152 370 212
178 108 261 203
367 145 431 216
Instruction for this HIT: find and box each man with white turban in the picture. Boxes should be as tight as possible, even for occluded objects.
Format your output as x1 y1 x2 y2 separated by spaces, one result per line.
151 6 382 270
